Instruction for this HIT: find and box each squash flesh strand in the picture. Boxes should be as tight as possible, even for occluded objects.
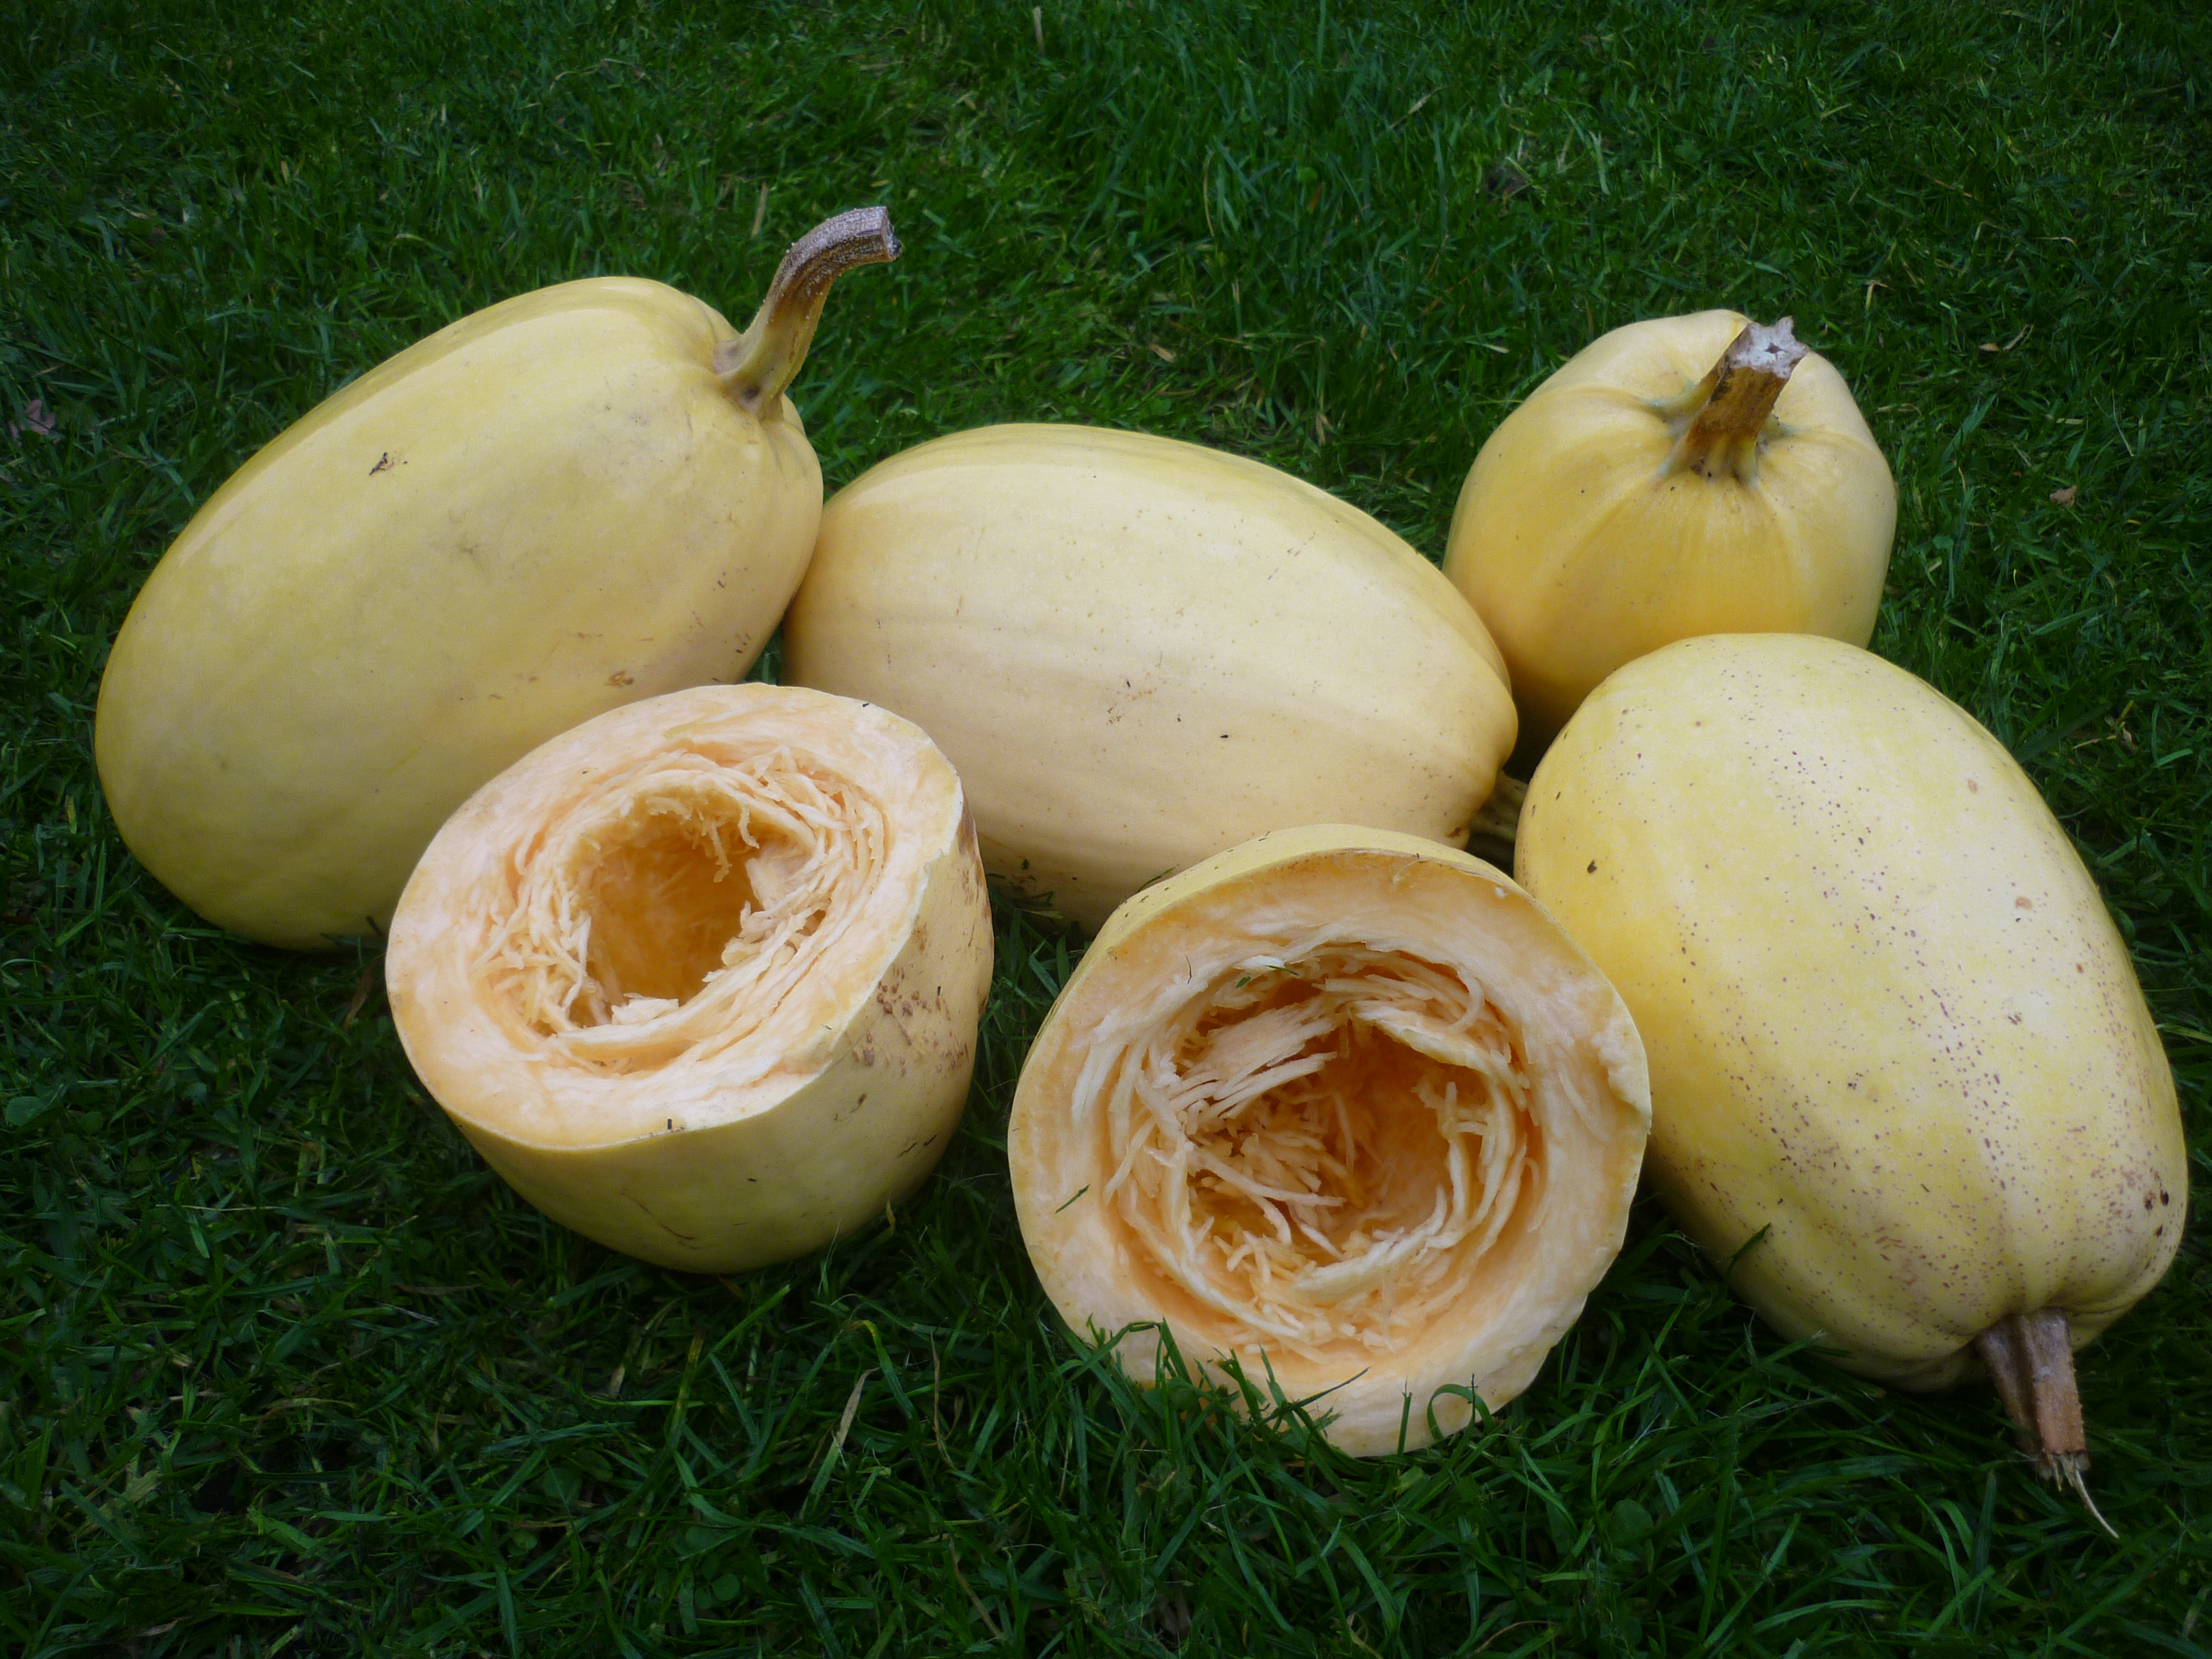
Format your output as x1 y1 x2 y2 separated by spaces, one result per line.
478 745 888 1073
1097 943 1543 1362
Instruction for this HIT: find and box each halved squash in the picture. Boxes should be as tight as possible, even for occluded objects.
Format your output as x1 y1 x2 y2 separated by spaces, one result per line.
385 683 991 1272
1010 825 1649 1454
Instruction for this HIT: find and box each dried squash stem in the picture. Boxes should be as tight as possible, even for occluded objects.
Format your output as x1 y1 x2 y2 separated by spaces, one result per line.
1659 316 1809 483
717 207 902 414
1974 1309 2114 1535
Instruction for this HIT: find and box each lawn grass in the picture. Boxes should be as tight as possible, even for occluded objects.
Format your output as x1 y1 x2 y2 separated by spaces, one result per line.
3 0 2209 1652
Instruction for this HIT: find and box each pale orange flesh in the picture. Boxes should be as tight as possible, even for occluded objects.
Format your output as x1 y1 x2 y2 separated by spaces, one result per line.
385 685 994 1274
1011 830 1652 1455
390 685 981 1150
1103 943 1545 1362
481 745 888 1074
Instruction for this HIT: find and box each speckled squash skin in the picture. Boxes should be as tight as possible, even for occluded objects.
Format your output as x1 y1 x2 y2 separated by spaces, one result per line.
1517 634 2185 1389
96 279 819 949
1443 310 1895 744
783 424 1518 933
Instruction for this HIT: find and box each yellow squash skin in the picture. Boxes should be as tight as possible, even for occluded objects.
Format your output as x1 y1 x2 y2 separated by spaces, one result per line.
96 279 819 949
385 684 992 1273
1517 635 2186 1390
1011 825 1650 1455
1443 310 1895 743
784 424 1518 931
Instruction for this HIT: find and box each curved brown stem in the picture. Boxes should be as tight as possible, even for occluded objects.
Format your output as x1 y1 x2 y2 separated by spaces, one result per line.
715 206 902 416
1659 317 1808 484
1974 1309 2114 1536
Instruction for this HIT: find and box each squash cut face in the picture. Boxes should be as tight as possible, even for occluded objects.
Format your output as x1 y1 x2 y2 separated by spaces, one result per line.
1012 826 1648 1455
491 746 890 1068
387 685 992 1272
1104 943 1544 1363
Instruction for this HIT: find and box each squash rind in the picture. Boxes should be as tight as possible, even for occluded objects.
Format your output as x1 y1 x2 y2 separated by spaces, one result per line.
1444 310 1895 742
1011 824 1649 1455
785 424 1518 931
385 684 992 1273
96 278 818 948
1516 635 2187 1388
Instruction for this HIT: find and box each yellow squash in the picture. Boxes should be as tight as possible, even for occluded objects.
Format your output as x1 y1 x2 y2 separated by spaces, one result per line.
1011 824 1650 1455
1444 311 1895 743
385 683 992 1273
1517 635 2185 1495
784 424 1518 931
96 210 899 948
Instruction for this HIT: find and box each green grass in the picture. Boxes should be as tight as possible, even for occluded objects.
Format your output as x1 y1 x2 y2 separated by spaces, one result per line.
4 0 2208 1652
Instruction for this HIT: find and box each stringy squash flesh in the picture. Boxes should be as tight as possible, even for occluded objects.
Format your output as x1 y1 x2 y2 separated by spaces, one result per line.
386 684 991 1272
1012 826 1649 1455
1103 943 1541 1362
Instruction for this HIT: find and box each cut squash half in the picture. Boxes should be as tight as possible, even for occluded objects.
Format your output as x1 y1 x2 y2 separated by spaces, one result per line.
1010 825 1649 1455
386 683 992 1273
